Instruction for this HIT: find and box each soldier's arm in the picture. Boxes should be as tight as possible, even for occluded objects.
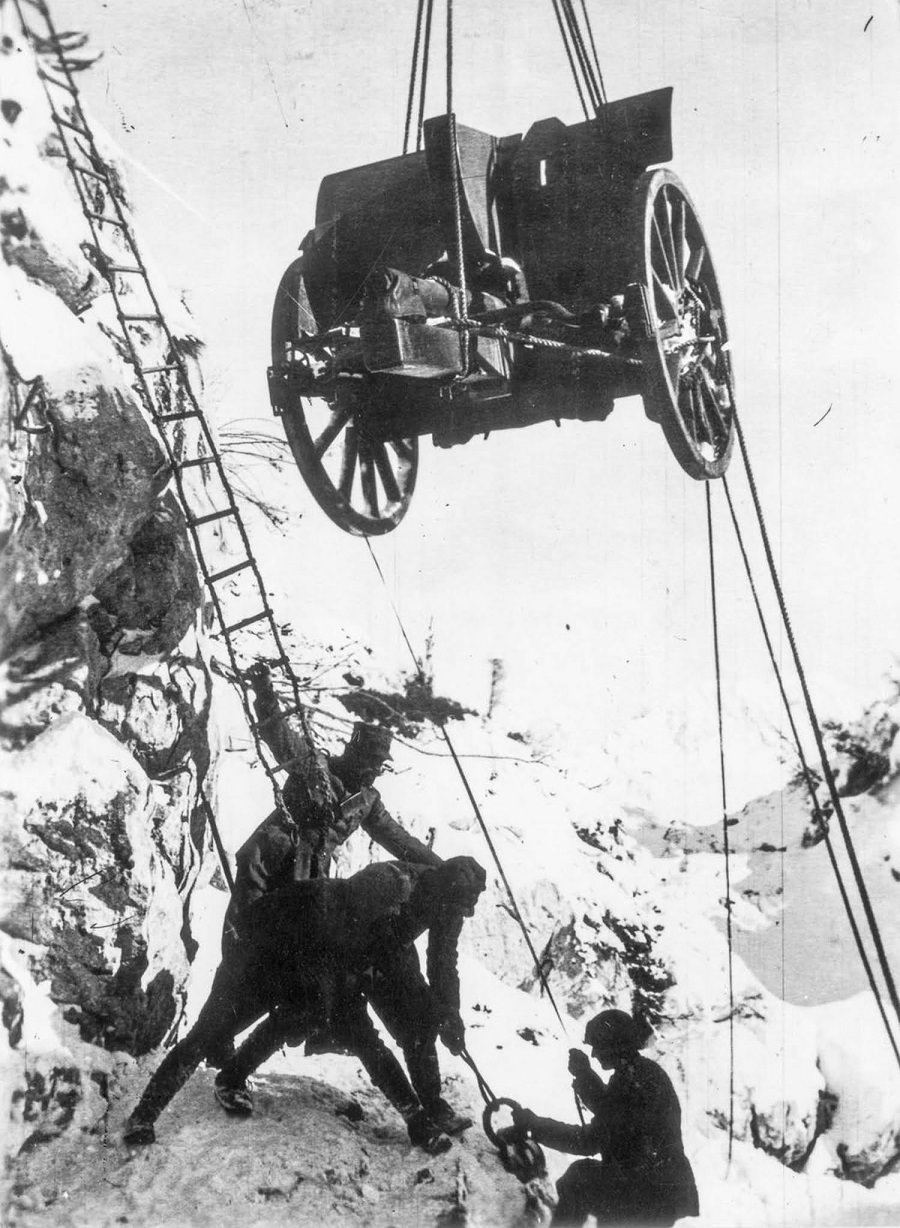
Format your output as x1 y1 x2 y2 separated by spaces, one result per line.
245 664 333 814
231 821 292 914
573 1066 607 1115
426 909 464 1009
514 1110 602 1157
362 794 442 866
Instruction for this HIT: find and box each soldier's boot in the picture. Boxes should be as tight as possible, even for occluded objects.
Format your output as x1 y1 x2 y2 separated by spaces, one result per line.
213 1077 254 1116
406 1039 473 1136
123 1029 209 1145
427 1097 473 1136
405 1108 453 1156
123 1115 156 1146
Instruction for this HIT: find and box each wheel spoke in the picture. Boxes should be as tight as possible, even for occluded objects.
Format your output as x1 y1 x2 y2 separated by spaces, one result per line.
313 403 354 459
387 437 416 473
652 269 679 321
699 367 729 439
659 189 682 291
693 381 712 443
680 380 697 438
338 425 358 498
686 243 706 282
672 196 687 286
371 440 401 503
652 211 678 291
358 441 378 516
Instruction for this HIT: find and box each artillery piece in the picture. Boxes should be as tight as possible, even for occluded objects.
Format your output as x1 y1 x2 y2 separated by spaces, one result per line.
268 87 735 535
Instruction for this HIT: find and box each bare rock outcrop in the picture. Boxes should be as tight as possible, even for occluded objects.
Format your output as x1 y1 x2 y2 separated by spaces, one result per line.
1 9 214 1161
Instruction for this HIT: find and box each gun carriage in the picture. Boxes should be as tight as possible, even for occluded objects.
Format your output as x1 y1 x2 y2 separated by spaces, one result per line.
268 88 734 535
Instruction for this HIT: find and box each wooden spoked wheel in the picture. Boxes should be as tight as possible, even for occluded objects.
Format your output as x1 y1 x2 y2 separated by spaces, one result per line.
635 169 735 479
270 257 418 536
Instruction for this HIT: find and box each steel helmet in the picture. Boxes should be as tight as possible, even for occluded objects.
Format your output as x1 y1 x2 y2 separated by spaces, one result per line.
583 1009 653 1054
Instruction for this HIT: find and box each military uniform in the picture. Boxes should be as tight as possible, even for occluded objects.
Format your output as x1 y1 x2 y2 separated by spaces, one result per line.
518 1012 699 1228
218 858 485 1135
123 858 486 1152
224 753 441 942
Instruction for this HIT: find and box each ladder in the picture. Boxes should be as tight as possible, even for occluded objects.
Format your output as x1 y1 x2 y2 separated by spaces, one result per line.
12 0 326 831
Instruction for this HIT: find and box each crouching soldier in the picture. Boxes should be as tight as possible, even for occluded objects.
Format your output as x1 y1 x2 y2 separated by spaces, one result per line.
512 1010 699 1227
123 856 486 1155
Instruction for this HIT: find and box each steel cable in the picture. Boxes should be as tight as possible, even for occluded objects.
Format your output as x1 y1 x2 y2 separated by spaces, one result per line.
721 477 900 1071
705 482 735 1163
732 405 900 1037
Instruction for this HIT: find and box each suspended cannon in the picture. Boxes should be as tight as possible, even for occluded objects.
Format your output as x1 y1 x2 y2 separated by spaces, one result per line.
268 88 735 535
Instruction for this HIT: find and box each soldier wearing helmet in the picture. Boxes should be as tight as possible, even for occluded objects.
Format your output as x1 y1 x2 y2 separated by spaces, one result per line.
513 1009 698 1227
123 856 486 1156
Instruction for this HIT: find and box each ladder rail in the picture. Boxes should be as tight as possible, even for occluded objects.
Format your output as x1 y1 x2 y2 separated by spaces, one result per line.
13 0 324 825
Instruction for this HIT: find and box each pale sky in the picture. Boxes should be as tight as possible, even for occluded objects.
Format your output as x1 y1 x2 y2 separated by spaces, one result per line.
52 0 900 813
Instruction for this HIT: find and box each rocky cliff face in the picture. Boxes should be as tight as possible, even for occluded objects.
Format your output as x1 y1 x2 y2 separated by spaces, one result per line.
2 5 900 1224
1 7 212 1157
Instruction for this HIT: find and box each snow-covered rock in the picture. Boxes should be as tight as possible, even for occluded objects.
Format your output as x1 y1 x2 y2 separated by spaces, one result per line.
1 10 212 1165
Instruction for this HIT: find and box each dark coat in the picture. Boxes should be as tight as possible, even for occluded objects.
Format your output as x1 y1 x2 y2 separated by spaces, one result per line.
529 1054 699 1226
225 760 441 933
235 861 466 1021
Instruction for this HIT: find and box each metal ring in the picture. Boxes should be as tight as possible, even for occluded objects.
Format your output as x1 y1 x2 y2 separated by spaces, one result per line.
481 1096 521 1146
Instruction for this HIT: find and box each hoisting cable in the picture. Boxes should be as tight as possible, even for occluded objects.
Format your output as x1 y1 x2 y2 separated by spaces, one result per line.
415 0 436 152
578 0 607 104
445 0 470 373
560 0 602 112
704 482 735 1165
403 0 427 155
721 476 900 1072
362 537 569 1036
459 1047 497 1105
731 406 900 1039
551 0 590 120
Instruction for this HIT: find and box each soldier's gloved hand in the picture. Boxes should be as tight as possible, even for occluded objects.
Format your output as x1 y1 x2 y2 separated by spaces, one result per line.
437 1009 466 1055
568 1047 591 1077
512 1104 537 1134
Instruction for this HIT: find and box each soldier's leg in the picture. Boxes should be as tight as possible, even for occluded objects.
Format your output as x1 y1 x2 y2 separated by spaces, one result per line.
367 954 472 1136
213 1005 310 1115
334 993 452 1156
552 1158 606 1227
123 967 263 1144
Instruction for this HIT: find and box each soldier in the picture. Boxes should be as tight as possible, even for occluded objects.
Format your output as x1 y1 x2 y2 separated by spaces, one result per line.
214 855 485 1141
512 1010 699 1227
224 717 442 947
123 856 486 1156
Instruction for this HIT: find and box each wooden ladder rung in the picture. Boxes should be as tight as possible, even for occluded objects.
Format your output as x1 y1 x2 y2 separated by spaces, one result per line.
39 69 76 94
174 455 216 472
85 209 126 227
71 162 105 183
219 610 268 636
188 507 236 528
207 560 253 584
156 408 198 423
52 112 90 140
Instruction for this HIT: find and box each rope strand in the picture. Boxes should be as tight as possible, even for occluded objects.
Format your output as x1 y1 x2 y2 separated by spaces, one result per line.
705 482 735 1165
403 0 426 155
363 537 569 1034
721 476 900 1070
732 407 900 1038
